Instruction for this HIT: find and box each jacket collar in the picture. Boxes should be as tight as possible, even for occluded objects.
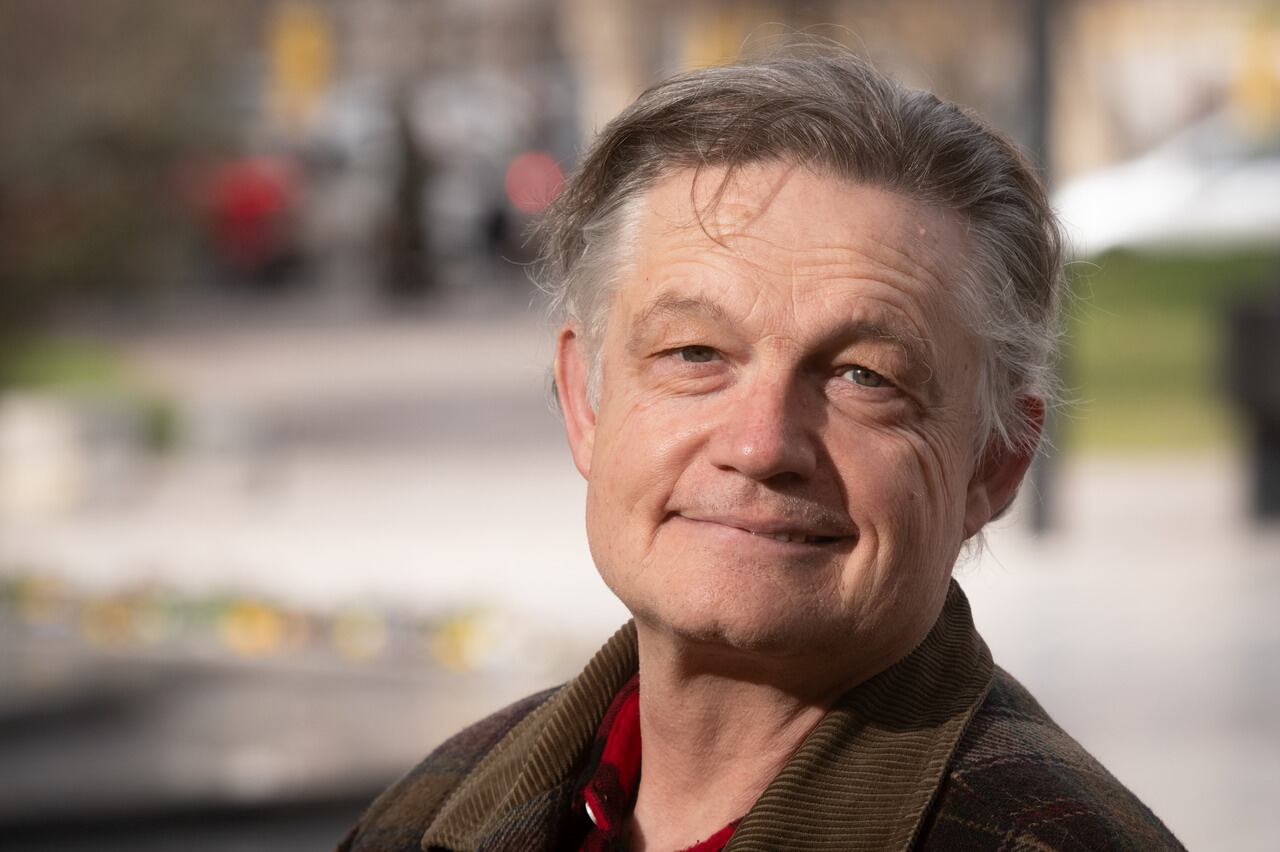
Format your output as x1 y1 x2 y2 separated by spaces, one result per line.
423 580 993 852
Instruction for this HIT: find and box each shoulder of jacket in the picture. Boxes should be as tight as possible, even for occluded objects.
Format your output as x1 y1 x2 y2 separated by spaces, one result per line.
917 667 1186 851
336 685 561 852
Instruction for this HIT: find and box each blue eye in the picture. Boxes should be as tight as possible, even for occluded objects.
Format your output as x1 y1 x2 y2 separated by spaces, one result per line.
676 346 718 363
839 365 886 387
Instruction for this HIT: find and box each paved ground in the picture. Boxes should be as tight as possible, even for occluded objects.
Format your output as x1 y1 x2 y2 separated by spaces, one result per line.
2 289 1277 850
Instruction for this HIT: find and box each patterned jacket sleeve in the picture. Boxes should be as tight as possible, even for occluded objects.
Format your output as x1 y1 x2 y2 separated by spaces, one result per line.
918 669 1185 851
337 686 560 852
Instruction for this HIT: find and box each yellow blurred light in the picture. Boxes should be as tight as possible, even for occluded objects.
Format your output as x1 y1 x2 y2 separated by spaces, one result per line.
430 612 496 672
80 598 135 647
269 1 333 134
680 2 784 70
16 575 71 626
219 600 285 657
1234 20 1280 135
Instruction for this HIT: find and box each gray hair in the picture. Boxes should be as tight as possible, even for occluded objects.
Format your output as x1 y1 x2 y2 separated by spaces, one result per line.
536 51 1063 456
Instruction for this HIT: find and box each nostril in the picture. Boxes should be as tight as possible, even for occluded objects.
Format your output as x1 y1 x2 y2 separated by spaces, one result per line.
761 469 807 488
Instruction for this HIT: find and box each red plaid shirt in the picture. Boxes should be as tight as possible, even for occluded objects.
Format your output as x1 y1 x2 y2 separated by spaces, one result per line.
574 674 738 852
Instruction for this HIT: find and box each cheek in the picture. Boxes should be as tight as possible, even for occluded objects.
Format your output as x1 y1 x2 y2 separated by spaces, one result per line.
584 397 708 601
587 393 704 529
833 423 970 542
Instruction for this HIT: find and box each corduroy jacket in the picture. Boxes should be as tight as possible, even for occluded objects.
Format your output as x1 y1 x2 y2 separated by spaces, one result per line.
338 583 1184 851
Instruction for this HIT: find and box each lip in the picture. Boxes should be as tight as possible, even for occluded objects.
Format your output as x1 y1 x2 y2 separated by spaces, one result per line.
673 512 856 546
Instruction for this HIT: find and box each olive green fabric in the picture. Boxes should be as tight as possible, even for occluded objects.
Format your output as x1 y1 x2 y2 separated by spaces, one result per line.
338 580 1185 851
423 580 990 852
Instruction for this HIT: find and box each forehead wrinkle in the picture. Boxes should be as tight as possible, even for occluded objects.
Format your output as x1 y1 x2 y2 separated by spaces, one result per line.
782 232 964 359
705 225 953 294
635 233 942 358
631 171 968 372
646 196 954 299
792 227 956 295
759 244 952 353
860 231 958 303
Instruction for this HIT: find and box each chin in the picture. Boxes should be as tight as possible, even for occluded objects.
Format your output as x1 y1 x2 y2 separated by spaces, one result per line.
630 592 846 659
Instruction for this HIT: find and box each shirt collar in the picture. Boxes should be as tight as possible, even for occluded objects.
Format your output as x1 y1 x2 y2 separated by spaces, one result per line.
423 580 993 852
574 674 740 852
576 672 641 836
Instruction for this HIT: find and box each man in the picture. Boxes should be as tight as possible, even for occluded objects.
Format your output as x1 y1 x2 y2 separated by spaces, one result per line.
339 54 1184 851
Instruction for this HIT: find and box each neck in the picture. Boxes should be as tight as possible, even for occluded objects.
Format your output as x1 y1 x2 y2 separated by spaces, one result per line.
626 624 862 852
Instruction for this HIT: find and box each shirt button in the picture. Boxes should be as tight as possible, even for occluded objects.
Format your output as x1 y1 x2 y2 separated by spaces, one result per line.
585 800 600 827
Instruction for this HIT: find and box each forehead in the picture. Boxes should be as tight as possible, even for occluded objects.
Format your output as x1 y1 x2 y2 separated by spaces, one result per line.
614 162 973 353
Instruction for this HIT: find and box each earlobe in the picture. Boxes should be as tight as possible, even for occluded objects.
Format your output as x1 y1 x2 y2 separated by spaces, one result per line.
554 323 597 479
963 397 1045 538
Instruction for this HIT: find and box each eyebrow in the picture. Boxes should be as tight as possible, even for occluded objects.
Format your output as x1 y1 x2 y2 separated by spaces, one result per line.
840 318 928 362
626 294 730 356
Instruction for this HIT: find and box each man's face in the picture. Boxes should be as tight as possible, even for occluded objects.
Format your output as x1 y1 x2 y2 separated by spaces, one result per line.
557 162 1028 673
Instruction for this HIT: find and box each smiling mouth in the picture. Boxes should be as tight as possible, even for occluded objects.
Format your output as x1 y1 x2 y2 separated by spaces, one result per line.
747 530 844 545
677 513 852 546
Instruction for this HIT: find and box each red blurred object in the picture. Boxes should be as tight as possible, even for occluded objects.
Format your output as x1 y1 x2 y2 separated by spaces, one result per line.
504 151 563 214
205 156 303 277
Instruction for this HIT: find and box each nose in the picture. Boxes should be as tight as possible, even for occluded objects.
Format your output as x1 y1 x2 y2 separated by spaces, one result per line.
707 374 818 483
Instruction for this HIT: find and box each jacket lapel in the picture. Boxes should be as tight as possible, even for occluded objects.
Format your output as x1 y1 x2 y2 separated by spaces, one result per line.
726 582 993 851
422 623 638 851
422 582 991 852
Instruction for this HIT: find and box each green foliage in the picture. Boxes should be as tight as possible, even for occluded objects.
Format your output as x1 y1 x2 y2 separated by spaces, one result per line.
0 338 133 391
1062 250 1280 452
0 337 179 454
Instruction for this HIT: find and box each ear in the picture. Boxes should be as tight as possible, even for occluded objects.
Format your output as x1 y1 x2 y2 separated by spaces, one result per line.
963 397 1045 538
554 322 597 479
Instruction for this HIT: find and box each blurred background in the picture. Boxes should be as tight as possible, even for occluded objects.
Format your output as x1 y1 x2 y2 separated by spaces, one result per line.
1 0 1278 849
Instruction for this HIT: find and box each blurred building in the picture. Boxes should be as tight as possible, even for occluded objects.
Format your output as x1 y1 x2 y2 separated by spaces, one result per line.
3 0 1278 320
558 0 1037 155
1055 0 1280 180
556 0 1280 183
